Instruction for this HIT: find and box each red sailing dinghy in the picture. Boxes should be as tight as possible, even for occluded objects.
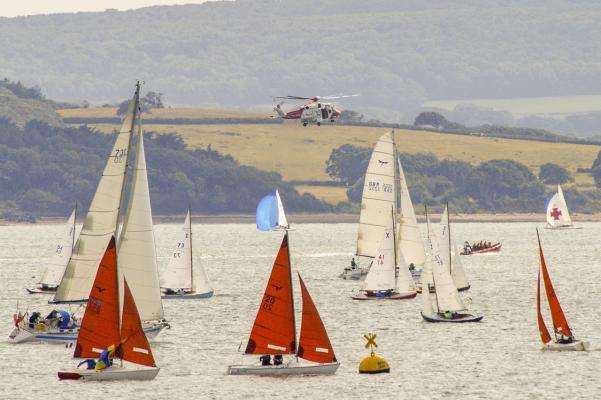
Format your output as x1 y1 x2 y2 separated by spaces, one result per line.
536 232 588 351
227 233 339 376
58 237 159 380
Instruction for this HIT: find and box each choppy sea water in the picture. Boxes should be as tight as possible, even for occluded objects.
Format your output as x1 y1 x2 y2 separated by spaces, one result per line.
1 222 601 399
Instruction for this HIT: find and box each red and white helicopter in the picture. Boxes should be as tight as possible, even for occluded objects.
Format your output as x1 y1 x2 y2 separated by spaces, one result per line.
272 94 359 126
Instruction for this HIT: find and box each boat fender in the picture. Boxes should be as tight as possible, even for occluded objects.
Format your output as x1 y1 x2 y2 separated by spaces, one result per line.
36 322 48 332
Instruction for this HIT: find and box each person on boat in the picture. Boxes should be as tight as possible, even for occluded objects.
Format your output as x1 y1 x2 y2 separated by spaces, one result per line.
350 258 357 269
557 334 574 344
95 344 117 371
28 312 41 329
408 263 415 272
273 355 283 366
259 355 272 366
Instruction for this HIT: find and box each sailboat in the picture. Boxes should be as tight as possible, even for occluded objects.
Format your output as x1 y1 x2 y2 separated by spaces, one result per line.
58 237 160 381
421 211 482 323
341 131 426 280
228 191 339 375
26 207 77 294
351 209 416 300
437 204 470 292
160 208 214 299
9 84 167 344
536 230 588 351
227 233 339 376
545 184 577 229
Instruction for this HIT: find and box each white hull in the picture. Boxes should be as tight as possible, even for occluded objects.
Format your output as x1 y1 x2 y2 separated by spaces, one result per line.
545 225 582 230
26 286 57 294
8 321 166 344
339 267 368 280
161 290 213 299
351 290 416 300
542 340 589 351
421 312 483 323
227 361 339 376
58 365 159 381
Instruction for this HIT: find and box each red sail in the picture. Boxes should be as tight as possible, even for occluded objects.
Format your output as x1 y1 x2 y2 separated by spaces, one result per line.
120 279 156 367
73 237 120 359
245 233 296 355
537 269 552 344
297 274 337 364
538 235 573 337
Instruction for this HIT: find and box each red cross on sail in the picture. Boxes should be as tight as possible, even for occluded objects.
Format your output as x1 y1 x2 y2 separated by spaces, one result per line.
538 235 572 338
244 233 296 355
550 208 562 220
297 274 337 364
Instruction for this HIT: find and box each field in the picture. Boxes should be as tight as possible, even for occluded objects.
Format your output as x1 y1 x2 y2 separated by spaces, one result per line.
58 107 265 120
62 107 601 203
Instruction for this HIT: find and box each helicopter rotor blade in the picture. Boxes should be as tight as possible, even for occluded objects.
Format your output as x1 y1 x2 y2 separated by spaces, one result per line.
320 94 360 100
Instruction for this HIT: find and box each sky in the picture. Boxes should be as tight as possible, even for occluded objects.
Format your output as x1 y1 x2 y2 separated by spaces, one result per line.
0 1 212 18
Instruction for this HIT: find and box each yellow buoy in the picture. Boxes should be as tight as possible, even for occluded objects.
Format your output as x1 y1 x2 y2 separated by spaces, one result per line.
358 333 390 374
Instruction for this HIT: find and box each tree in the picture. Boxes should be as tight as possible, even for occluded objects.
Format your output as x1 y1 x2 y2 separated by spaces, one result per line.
325 144 371 186
592 166 601 188
538 163 572 184
414 111 447 128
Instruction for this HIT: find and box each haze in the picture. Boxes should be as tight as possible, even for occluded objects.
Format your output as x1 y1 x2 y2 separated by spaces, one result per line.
0 0 211 17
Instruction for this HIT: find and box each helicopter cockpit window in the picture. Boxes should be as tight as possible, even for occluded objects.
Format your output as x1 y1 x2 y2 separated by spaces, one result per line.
322 109 329 119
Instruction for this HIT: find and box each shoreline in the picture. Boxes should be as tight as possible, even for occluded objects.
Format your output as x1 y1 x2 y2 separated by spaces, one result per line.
5 212 601 225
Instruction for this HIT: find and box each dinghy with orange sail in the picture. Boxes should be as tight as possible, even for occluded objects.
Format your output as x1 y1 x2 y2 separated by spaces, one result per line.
227 233 339 376
58 237 159 381
536 230 588 351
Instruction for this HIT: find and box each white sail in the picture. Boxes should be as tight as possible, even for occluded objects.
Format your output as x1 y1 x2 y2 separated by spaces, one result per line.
118 122 164 321
275 189 289 228
53 86 139 303
428 215 465 312
396 251 417 293
397 158 426 267
451 240 470 290
421 271 435 315
362 219 396 291
356 132 396 258
193 255 213 295
546 185 572 228
161 210 193 290
438 205 470 291
39 208 77 288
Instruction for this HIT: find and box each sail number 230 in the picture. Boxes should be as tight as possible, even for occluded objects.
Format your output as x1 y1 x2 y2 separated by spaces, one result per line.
113 148 127 163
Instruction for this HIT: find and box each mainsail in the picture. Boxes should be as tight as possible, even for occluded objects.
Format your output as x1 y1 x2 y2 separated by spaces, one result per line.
356 132 396 258
546 184 572 228
53 85 139 303
297 274 336 364
117 122 164 322
438 204 470 291
538 233 572 337
362 218 396 291
245 233 296 355
39 207 77 288
397 158 426 267
161 209 193 291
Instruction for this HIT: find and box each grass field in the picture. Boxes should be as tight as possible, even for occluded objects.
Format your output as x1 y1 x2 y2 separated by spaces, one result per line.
58 107 265 119
85 122 600 188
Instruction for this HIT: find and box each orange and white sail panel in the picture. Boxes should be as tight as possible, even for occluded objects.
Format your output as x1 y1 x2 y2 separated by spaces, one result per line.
297 274 336 364
73 237 120 359
244 233 296 355
120 280 156 367
538 235 572 337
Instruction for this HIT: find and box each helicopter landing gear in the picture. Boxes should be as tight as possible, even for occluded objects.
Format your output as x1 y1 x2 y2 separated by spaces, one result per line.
330 119 335 123
317 122 321 126
303 122 307 127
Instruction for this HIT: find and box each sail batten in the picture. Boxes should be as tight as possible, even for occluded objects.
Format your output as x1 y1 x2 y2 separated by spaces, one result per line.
52 86 140 303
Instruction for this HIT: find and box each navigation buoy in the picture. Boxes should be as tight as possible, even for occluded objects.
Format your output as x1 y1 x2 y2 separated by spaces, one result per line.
358 333 390 374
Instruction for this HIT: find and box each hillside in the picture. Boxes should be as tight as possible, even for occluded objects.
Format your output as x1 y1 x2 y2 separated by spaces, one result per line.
64 107 601 203
3 0 601 122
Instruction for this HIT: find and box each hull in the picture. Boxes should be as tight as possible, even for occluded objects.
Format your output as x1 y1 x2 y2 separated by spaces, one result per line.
461 243 501 255
339 267 368 280
542 340 589 351
26 286 57 294
161 290 213 299
545 225 582 230
227 361 339 376
417 284 470 294
421 312 483 323
8 322 166 344
351 291 416 300
58 365 160 381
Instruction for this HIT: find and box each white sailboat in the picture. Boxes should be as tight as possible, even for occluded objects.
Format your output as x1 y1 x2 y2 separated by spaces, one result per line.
351 209 416 300
161 208 214 299
26 207 77 294
421 211 482 323
438 204 470 292
545 184 576 229
10 83 167 344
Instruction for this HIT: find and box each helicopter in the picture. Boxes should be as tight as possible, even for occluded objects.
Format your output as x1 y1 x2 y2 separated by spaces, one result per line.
272 94 359 126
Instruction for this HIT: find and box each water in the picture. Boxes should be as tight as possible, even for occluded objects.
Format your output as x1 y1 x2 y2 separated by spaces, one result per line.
1 222 600 399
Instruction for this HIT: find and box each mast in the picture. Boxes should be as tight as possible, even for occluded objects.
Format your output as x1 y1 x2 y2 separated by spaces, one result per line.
72 202 77 251
188 205 194 291
447 202 451 275
285 228 297 353
425 205 441 312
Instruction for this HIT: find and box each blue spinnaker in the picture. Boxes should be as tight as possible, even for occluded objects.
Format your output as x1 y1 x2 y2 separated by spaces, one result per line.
256 192 279 231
